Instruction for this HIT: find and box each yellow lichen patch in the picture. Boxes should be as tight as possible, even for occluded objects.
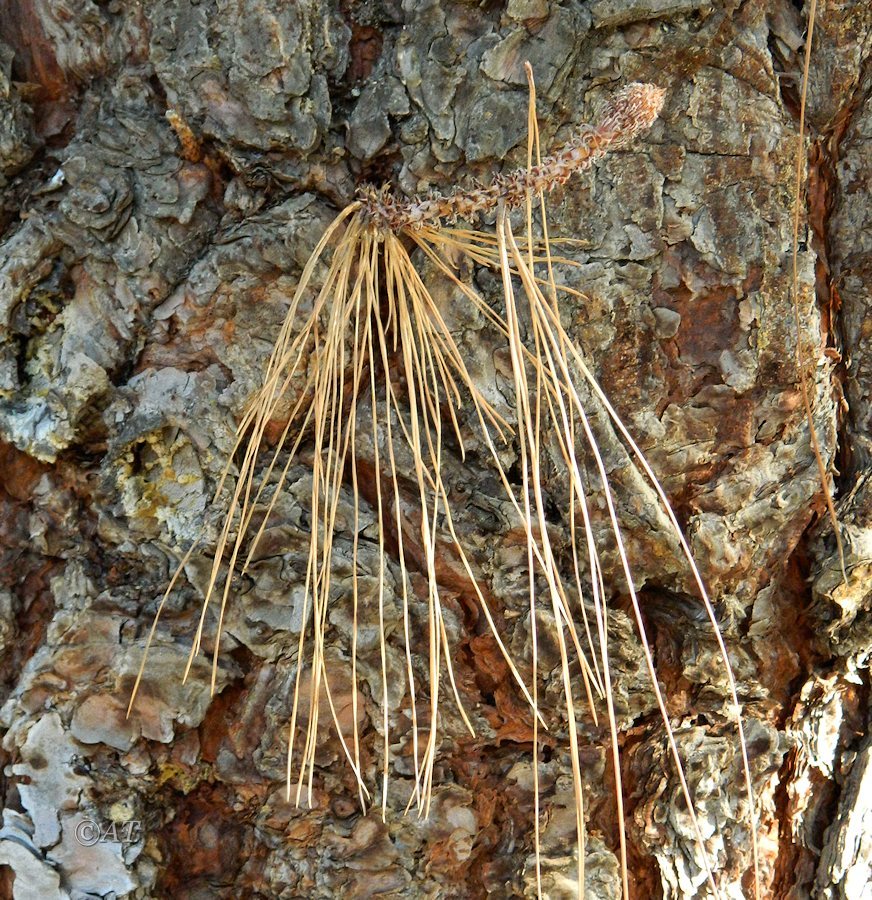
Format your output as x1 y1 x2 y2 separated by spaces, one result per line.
155 761 208 795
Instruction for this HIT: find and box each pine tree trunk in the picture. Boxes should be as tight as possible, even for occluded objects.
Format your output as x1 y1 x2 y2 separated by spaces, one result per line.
0 1 869 897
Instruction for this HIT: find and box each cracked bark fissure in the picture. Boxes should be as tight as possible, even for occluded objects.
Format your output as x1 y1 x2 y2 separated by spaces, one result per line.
0 1 870 898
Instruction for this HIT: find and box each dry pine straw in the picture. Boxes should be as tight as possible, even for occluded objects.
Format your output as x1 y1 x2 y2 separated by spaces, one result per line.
131 67 766 899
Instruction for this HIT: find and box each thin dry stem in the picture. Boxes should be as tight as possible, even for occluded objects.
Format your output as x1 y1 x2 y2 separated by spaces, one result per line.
791 0 848 586
359 83 665 232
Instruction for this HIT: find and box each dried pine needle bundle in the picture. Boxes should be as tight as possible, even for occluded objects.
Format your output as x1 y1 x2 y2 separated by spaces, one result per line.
131 66 760 898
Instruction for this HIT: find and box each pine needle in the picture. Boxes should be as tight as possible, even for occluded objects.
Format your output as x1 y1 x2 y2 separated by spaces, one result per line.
127 68 764 900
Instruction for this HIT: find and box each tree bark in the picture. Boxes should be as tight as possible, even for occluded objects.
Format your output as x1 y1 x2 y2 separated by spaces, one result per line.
0 1 869 897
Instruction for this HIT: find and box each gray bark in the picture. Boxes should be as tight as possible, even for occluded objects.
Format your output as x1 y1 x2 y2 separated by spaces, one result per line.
0 0 869 897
